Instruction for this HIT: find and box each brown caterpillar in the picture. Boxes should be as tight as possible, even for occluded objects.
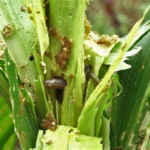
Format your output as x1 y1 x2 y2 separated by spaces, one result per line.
43 79 67 89
90 73 100 85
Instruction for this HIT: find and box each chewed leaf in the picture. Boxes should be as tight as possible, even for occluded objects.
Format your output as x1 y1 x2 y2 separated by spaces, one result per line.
125 47 141 56
34 126 102 150
84 33 120 57
115 62 131 71
104 47 142 71
33 0 49 60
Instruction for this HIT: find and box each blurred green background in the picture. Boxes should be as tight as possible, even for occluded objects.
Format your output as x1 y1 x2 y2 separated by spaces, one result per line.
86 0 150 36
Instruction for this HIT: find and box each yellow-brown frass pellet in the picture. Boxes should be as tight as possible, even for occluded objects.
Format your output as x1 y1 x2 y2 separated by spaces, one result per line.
30 16 33 20
45 51 50 56
20 6 26 12
62 51 67 59
61 60 66 65
46 140 52 145
49 27 73 70
69 74 73 79
2 23 14 37
62 47 68 52
27 7 32 14
36 11 40 14
42 113 57 131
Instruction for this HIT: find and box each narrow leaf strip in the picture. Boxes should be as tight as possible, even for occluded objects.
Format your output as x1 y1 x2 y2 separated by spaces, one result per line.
0 70 11 108
33 0 49 60
0 97 15 148
99 115 110 150
34 76 50 120
95 92 109 137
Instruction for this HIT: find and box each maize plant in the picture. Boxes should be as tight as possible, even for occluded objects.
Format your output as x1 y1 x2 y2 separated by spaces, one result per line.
0 0 150 150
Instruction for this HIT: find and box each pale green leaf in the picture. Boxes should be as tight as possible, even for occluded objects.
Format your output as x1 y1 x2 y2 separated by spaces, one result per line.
34 126 102 150
33 0 49 60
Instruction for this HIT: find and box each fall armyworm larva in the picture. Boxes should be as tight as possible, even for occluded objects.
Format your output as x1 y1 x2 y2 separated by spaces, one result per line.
43 79 67 89
84 64 93 74
90 73 100 85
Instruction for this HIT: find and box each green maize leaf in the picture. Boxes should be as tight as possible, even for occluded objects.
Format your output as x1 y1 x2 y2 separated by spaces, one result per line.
34 49 44 80
84 33 119 102
74 133 102 150
104 47 142 71
83 34 123 120
20 88 38 127
41 126 72 150
0 0 39 100
109 119 117 150
48 0 86 76
24 0 36 27
129 22 150 50
33 0 49 60
108 74 122 102
0 34 6 71
77 6 149 136
32 0 51 82
141 125 150 150
78 91 109 136
69 58 85 127
67 130 80 150
146 124 150 149
99 115 110 150
109 41 122 53
34 51 55 118
34 130 43 150
34 126 102 150
84 33 120 58
56 100 61 125
2 133 17 150
0 69 11 108
0 31 6 52
84 79 96 103
121 20 150 43
0 59 5 71
4 49 38 150
47 0 86 126
0 97 16 149
0 34 11 108
95 92 109 137
112 22 150 149
34 76 50 121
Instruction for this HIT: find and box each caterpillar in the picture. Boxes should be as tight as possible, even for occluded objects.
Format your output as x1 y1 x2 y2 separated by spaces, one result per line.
84 64 93 74
90 73 100 85
43 79 67 89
